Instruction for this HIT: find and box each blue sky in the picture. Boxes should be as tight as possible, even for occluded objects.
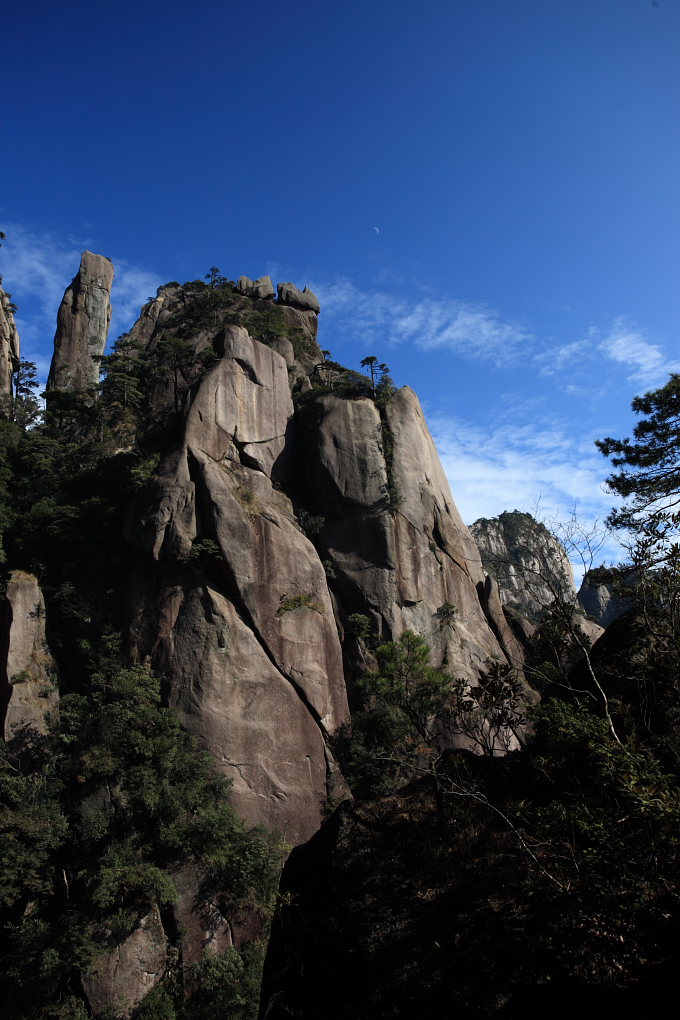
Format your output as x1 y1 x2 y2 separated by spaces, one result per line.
2 0 678 571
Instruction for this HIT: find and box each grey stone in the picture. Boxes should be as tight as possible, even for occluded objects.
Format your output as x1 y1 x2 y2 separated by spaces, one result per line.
125 327 350 846
0 571 58 742
236 275 275 300
46 251 114 395
0 280 20 397
277 282 320 314
82 906 167 1018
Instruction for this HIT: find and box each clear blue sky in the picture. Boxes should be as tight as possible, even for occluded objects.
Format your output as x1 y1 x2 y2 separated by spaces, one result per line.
2 0 678 569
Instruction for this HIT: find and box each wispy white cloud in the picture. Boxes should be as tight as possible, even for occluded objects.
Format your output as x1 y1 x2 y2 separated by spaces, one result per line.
312 277 530 364
597 317 680 389
0 224 163 381
428 411 623 577
536 338 594 376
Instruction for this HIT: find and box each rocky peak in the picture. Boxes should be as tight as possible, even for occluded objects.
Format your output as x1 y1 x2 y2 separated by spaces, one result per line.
470 510 576 625
46 250 114 395
0 279 20 397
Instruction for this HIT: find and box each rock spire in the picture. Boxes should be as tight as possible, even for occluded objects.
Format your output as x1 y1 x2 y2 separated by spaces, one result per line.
46 250 114 395
0 279 20 397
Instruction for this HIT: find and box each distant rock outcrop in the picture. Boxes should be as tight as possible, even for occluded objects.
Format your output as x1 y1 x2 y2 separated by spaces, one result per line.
0 279 20 397
46 250 114 395
0 571 58 742
470 511 576 625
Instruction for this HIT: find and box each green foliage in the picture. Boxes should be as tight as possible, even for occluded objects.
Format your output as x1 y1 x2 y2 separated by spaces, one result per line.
448 662 527 755
379 416 401 513
276 593 323 616
184 538 222 567
436 601 457 626
0 666 284 1018
346 613 372 643
181 944 265 1020
597 372 680 534
297 509 325 538
348 632 454 797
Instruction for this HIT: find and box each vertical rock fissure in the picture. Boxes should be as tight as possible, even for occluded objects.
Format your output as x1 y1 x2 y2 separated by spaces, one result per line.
185 451 334 748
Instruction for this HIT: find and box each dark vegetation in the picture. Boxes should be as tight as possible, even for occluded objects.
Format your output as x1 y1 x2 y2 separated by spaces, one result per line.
263 374 680 1017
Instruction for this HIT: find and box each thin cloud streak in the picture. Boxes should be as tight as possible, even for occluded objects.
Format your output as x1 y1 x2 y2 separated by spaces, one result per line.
313 277 530 364
598 317 680 389
428 412 624 574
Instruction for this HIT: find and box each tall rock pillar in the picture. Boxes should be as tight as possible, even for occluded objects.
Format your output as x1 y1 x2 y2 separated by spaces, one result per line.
0 571 58 743
46 250 114 395
0 280 20 398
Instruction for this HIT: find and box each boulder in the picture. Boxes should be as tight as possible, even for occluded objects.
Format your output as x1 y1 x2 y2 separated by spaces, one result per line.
82 906 167 1018
236 275 275 300
46 250 114 395
277 282 320 314
0 280 20 397
0 571 58 743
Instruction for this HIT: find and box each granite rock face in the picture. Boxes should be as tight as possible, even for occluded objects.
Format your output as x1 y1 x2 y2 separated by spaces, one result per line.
82 906 167 1018
0 571 58 743
46 250 114 394
300 388 522 689
0 280 20 397
277 281 320 314
126 326 350 845
470 511 576 625
236 274 276 300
